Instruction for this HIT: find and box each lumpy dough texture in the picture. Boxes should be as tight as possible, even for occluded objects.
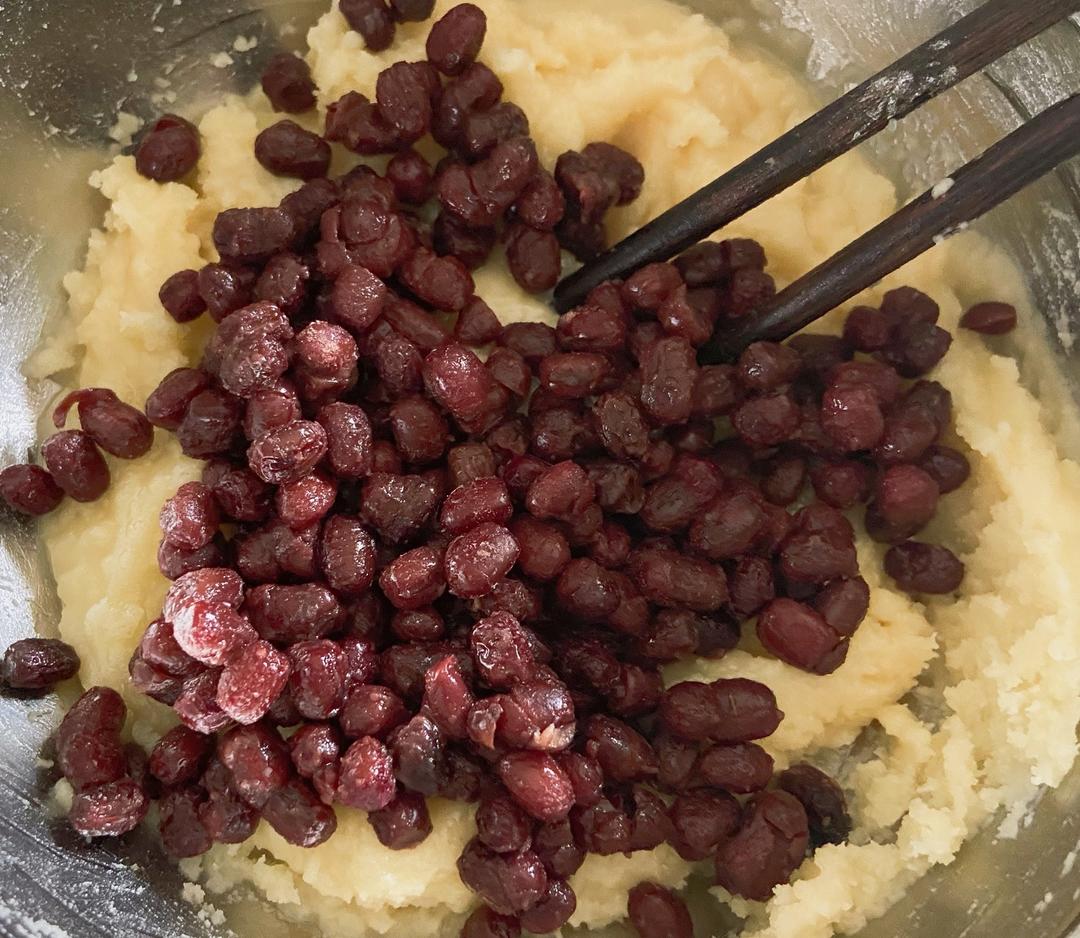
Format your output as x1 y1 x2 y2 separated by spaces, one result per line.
37 0 1080 935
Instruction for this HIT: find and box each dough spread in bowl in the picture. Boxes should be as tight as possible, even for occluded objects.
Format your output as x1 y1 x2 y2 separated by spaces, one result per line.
27 0 1080 936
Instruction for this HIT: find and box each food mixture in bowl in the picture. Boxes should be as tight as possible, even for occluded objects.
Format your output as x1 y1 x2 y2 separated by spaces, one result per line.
1 0 1078 936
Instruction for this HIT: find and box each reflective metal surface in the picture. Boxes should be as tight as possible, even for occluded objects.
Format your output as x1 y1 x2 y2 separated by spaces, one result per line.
0 1 1077 936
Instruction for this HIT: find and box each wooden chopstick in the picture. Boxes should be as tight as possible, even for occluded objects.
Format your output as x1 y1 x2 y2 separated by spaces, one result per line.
552 0 1080 314
699 92 1080 361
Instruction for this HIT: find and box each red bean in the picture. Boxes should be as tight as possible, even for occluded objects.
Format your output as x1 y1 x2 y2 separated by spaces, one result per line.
159 269 207 323
1 637 80 689
262 776 338 846
639 336 697 426
248 420 327 485
135 114 200 182
757 598 848 675
368 789 433 848
0 465 64 516
255 120 331 179
961 301 1017 335
661 679 782 743
669 790 741 860
145 369 210 432
41 430 109 502
627 883 694 938
884 540 965 594
261 52 317 113
337 736 396 810
427 4 487 76
70 778 150 838
777 763 852 847
340 0 396 51
714 790 809 901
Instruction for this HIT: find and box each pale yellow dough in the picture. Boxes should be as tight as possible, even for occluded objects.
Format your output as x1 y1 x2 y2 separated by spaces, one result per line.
38 0 1080 935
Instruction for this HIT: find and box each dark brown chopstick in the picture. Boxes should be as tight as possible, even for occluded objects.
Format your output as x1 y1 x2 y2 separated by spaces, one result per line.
552 0 1080 313
699 93 1080 361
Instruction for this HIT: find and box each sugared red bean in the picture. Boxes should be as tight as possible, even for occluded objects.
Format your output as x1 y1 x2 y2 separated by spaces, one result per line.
261 52 317 113
440 477 512 535
376 61 439 144
639 336 696 426
217 640 292 724
732 392 799 447
70 778 150 838
56 687 127 792
814 576 870 637
445 522 520 598
737 341 800 392
263 776 338 847
135 114 200 182
627 883 694 938
159 269 207 323
198 263 254 322
337 736 396 810
918 444 971 494
520 879 577 934
174 668 231 734
41 430 110 502
583 715 658 782
177 389 243 458
368 789 433 848
757 598 848 675
288 640 347 720
696 742 774 793
505 224 562 294
213 207 294 266
360 472 440 544
884 540 965 593
146 368 210 431
160 481 219 550
843 305 893 351
525 460 594 521
386 149 434 204
255 120 331 179
158 786 213 857
423 341 495 425
1 637 80 690
778 504 858 586
171 601 257 667
0 465 64 517
149 725 211 787
400 248 475 312
380 545 446 610
882 285 939 324
870 464 940 540
248 420 327 485
629 547 728 613
340 685 408 739
777 763 852 847
714 790 809 901
427 4 487 76
669 790 741 860
661 679 782 743
820 385 884 452
340 0 396 51
457 839 548 916
961 301 1017 335
245 582 344 643
390 396 450 466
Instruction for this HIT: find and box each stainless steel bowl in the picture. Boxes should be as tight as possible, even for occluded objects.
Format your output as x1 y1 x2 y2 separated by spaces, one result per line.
1 1 1078 935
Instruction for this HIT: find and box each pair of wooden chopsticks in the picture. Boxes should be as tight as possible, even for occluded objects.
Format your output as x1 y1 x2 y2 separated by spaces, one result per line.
552 0 1080 362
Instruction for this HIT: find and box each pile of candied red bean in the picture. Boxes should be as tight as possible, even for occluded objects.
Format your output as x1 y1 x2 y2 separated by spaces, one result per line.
0 2 1020 936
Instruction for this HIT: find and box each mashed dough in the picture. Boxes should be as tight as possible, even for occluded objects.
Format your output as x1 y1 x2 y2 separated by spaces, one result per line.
35 0 1080 935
